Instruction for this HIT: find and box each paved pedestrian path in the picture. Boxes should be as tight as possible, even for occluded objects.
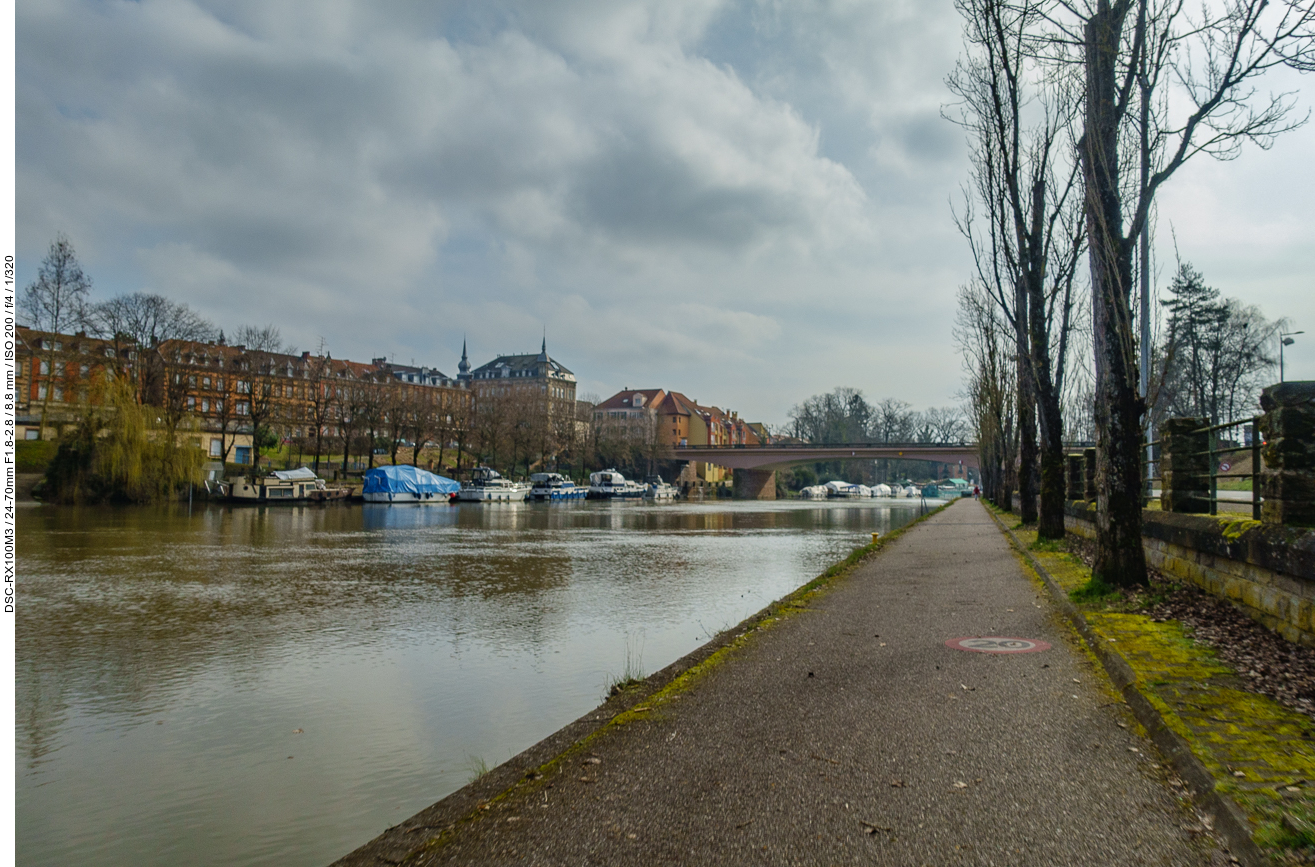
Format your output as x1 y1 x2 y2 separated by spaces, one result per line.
340 499 1226 865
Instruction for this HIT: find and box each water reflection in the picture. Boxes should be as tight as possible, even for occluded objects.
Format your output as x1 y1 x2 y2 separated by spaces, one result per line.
18 498 926 867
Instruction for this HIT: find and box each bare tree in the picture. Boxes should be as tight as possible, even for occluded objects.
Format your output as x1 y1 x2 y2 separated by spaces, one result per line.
93 292 216 349
229 328 291 482
949 0 1086 535
234 324 291 355
333 379 369 477
1045 0 1315 585
358 373 388 470
407 389 443 468
21 234 93 437
300 354 332 474
383 382 411 467
957 281 1019 504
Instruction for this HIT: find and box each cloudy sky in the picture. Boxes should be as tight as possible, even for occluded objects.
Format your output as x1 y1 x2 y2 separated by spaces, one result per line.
15 0 1315 424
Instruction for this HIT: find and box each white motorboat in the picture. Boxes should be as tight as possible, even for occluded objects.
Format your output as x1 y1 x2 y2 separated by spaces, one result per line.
798 485 828 499
872 483 893 497
643 475 677 500
587 469 645 499
529 472 587 501
457 466 529 502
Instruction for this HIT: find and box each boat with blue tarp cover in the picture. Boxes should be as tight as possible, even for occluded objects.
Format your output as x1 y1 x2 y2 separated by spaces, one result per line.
362 465 461 503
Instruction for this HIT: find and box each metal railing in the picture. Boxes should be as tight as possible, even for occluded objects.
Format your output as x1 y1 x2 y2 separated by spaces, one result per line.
1145 416 1263 520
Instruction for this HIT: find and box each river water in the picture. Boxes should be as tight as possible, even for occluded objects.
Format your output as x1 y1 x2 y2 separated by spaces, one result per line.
17 497 930 866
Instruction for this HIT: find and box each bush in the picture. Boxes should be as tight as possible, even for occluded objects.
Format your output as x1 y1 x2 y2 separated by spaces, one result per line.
15 439 57 472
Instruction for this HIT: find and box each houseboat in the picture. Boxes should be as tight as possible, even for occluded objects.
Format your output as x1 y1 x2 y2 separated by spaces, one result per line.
643 475 677 500
457 466 529 502
587 469 646 499
211 467 350 503
528 472 587 501
362 464 461 503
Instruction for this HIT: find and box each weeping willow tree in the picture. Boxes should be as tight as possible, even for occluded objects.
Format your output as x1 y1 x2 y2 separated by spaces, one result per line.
44 377 206 504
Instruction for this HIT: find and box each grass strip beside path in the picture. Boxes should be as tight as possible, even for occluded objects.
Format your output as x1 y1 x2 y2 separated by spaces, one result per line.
988 504 1315 865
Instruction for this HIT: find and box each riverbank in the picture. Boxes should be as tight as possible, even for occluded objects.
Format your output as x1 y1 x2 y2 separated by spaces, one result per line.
333 499 1227 866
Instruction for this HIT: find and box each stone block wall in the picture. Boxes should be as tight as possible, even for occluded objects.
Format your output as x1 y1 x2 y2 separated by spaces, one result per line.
1066 502 1315 646
1259 381 1315 527
1160 417 1210 514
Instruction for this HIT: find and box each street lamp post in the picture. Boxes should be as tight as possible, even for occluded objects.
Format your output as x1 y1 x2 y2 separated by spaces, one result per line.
1281 331 1305 383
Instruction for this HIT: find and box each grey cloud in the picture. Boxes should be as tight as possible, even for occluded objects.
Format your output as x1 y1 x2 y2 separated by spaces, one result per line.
21 0 1308 421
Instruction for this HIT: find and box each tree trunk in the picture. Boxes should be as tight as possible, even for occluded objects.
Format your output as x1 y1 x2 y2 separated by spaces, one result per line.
1015 277 1038 523
1083 2 1147 586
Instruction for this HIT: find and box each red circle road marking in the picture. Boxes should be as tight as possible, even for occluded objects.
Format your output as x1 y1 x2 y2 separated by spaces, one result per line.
944 636 1051 653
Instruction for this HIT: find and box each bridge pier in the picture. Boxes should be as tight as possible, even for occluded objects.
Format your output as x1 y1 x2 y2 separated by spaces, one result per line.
732 468 776 500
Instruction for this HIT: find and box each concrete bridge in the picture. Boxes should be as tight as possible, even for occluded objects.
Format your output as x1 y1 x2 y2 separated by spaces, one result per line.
668 442 980 499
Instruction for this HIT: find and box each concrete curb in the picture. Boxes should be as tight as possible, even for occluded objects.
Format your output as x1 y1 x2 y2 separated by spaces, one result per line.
332 502 952 866
987 508 1264 867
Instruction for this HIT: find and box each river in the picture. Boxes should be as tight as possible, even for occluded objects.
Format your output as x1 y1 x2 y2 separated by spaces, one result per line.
17 497 931 866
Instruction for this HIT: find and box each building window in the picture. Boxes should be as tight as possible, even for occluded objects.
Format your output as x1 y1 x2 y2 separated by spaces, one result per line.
236 380 250 394
188 375 197 388
39 360 50 375
209 438 223 457
53 341 62 351
53 385 64 402
79 363 89 377
187 396 196 410
214 399 224 413
202 376 211 389
104 347 114 358
236 401 250 415
201 398 210 413
26 429 40 440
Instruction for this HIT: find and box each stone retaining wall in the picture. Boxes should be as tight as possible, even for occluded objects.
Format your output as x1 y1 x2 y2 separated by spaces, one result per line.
1064 502 1315 646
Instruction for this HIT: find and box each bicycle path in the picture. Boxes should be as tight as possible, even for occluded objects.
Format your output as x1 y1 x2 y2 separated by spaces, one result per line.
339 498 1228 866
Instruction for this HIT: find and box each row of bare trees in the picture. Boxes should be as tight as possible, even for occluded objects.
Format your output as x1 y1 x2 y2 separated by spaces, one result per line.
952 0 1313 586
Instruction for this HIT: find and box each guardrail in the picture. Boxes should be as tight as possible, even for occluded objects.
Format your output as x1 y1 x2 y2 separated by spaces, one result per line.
1146 416 1262 520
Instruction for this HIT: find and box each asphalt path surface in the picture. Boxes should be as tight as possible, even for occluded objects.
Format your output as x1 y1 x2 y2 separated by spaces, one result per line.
414 499 1226 865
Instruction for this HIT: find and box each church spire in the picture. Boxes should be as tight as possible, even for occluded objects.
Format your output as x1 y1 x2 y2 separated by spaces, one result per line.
538 329 548 362
458 336 471 377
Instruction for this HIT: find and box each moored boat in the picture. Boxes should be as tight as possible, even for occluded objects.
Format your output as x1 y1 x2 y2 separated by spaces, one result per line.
211 467 350 503
529 472 587 501
824 480 862 498
457 466 529 502
643 475 677 500
362 465 461 503
587 469 645 499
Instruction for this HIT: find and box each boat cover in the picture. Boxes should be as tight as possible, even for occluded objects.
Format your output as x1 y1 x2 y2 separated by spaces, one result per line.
362 465 461 495
270 467 318 481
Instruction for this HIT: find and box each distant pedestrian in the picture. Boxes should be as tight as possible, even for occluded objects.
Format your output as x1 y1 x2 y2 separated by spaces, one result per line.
973 485 980 499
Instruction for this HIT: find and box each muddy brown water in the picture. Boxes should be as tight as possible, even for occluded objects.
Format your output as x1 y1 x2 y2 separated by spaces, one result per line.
17 497 931 867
